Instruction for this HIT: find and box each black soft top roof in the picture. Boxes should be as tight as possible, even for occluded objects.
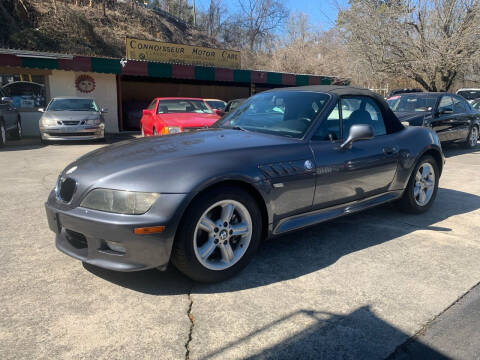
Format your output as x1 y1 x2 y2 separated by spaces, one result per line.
389 92 445 97
270 85 405 134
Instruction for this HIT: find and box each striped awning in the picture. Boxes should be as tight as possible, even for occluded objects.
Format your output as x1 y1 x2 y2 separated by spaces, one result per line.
0 50 349 86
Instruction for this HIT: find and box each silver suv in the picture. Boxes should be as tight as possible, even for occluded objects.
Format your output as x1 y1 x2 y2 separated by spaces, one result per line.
39 97 106 142
0 88 22 147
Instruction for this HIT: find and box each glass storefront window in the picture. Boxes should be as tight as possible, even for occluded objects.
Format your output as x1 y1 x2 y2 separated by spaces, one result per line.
0 74 46 110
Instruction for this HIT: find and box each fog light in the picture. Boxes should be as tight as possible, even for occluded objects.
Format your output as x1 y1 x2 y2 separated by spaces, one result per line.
105 240 126 253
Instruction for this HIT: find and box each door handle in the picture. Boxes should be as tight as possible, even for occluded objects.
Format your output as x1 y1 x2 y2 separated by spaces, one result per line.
383 146 399 155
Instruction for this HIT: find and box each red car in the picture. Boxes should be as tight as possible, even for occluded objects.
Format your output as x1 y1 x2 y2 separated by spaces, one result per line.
140 97 220 136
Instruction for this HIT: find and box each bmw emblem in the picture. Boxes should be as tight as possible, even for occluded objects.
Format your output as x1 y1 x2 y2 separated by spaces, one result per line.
304 160 313 171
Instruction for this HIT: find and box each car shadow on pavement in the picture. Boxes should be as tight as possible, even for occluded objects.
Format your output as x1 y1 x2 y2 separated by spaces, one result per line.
196 306 449 360
1 134 141 151
198 187 480 293
84 188 480 295
83 262 192 295
442 143 480 158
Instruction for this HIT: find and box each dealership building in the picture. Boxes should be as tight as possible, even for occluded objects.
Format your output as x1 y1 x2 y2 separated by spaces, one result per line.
0 48 347 136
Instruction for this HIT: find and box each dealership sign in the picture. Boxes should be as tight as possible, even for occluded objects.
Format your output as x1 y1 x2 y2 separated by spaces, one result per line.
126 37 241 68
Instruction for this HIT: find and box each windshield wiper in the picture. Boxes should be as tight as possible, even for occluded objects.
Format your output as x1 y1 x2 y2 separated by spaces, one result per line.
231 125 248 131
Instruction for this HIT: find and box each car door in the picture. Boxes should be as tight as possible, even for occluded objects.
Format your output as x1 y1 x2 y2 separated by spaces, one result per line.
309 96 400 209
142 99 158 133
451 95 473 141
430 95 456 142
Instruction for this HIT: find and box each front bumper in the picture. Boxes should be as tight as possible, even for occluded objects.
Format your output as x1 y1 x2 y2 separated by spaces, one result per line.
40 125 104 141
45 191 188 271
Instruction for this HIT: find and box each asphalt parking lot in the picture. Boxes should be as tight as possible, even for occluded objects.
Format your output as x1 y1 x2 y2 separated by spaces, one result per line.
1 139 479 360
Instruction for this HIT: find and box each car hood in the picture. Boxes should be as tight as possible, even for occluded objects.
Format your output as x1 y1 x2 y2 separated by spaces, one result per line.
394 111 429 126
63 129 297 195
43 111 99 120
158 113 220 127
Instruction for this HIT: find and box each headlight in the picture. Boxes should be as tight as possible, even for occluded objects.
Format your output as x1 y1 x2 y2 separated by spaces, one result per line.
401 121 410 127
41 115 57 126
86 117 101 125
80 189 160 215
161 126 182 135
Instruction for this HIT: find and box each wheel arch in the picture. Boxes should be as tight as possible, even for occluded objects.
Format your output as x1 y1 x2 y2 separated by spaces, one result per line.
420 147 444 176
175 179 271 242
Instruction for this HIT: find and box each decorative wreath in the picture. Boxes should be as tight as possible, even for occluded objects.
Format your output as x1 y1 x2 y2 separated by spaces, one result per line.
75 74 96 93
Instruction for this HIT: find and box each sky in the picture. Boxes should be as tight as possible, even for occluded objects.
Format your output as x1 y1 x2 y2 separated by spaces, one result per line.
193 0 350 30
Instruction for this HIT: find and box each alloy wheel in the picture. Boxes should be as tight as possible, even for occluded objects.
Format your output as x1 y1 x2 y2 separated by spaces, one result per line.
193 200 252 271
470 126 478 147
17 120 22 139
413 163 436 206
1 123 6 145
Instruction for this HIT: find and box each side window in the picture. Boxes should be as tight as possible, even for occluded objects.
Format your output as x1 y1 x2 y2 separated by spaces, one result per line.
342 96 386 137
438 96 453 113
312 102 341 141
452 96 468 113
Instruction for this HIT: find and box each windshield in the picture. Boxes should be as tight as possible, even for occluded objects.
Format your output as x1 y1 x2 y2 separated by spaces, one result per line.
157 99 213 114
387 94 437 112
457 90 480 100
215 91 330 138
47 98 98 111
206 100 226 110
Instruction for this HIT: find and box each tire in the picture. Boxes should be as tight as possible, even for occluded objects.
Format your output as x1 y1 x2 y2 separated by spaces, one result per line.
0 120 6 147
11 116 22 140
396 155 439 214
464 125 478 149
172 186 263 282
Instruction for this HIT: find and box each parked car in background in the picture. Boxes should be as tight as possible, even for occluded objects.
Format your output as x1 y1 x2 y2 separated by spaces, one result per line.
386 88 423 98
204 99 227 116
39 97 106 142
471 99 480 111
141 97 220 136
47 86 444 282
220 98 247 116
387 92 479 148
0 88 22 147
456 88 480 103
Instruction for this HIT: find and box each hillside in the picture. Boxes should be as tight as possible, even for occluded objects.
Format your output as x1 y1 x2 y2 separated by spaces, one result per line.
0 0 220 58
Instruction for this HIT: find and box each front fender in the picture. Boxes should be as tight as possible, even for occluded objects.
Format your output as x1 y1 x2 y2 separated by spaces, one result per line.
172 171 274 235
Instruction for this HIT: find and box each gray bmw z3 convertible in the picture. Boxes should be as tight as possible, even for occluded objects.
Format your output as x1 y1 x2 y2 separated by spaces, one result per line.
45 86 445 282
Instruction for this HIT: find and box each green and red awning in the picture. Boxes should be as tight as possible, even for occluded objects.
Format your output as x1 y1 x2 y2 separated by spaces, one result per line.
0 52 349 86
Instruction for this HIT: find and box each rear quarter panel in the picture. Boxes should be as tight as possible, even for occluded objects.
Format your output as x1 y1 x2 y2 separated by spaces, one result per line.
389 127 444 191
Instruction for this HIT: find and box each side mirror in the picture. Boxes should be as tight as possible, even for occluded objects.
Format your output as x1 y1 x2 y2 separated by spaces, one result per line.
101 108 108 113
340 124 374 150
1 96 13 104
38 108 45 113
215 109 223 116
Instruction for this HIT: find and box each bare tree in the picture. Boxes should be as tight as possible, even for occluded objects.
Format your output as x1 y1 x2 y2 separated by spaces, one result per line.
338 0 480 91
237 0 289 51
198 0 226 38
263 12 352 80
